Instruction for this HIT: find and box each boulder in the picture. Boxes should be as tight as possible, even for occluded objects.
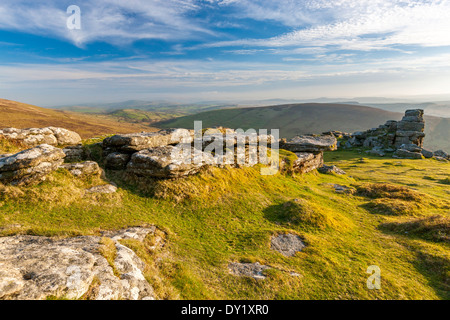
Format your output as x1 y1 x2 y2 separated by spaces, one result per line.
318 165 346 175
60 161 102 177
280 135 337 153
0 228 156 300
292 152 324 174
103 129 193 154
126 145 214 179
0 144 65 186
421 149 434 159
0 127 81 147
433 150 449 160
393 149 424 159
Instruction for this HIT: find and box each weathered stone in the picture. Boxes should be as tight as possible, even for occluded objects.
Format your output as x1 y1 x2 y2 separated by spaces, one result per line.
0 144 65 186
63 145 85 162
105 152 131 170
318 165 346 175
270 234 306 257
0 127 81 147
421 149 434 158
393 149 424 159
0 228 156 300
292 152 324 173
126 145 214 178
365 147 385 157
396 121 425 132
399 144 423 153
60 161 102 177
103 129 193 153
228 262 270 280
280 135 337 152
433 150 449 160
86 184 117 194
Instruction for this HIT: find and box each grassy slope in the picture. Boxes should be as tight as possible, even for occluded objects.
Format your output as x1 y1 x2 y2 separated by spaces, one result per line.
0 99 157 138
157 103 450 152
1 137 449 299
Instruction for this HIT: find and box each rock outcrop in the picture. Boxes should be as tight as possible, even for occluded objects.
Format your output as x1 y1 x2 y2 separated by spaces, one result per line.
0 144 65 186
291 152 324 174
340 109 448 160
228 262 270 280
0 227 158 300
0 127 81 147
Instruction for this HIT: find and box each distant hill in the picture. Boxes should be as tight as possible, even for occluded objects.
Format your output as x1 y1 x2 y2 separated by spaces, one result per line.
157 103 450 152
0 99 157 138
54 100 238 115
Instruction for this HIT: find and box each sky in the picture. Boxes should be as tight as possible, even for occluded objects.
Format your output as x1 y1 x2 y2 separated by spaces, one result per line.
0 0 450 106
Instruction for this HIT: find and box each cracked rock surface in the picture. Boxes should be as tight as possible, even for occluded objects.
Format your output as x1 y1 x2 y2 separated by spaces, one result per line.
0 227 157 300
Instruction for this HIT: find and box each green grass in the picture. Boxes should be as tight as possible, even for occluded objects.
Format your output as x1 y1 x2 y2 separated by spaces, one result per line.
0 147 449 300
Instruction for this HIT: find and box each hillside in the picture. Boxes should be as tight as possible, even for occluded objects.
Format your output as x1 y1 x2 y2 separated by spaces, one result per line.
0 99 157 139
157 103 450 152
1 135 449 299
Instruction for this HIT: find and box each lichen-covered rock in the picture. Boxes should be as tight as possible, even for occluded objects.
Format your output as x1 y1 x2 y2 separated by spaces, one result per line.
0 144 65 186
280 135 337 153
291 152 324 173
126 145 214 178
85 184 117 194
60 161 102 177
0 228 157 300
0 127 81 147
270 234 306 257
318 165 346 175
103 129 193 154
228 262 270 280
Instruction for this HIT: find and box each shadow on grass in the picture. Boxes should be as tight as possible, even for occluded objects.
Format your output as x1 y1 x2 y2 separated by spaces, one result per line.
412 251 450 300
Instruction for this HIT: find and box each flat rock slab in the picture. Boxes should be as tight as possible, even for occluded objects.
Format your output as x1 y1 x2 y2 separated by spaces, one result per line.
103 129 193 153
85 184 117 194
126 145 214 178
270 234 306 257
228 262 270 280
0 127 81 147
281 135 337 153
0 228 156 300
0 144 66 186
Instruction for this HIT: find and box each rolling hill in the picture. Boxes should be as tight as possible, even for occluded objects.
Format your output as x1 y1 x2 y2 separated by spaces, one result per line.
0 99 157 138
157 103 450 152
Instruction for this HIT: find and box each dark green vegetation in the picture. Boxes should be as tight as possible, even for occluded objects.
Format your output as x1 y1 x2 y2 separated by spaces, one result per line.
157 103 450 152
1 134 449 299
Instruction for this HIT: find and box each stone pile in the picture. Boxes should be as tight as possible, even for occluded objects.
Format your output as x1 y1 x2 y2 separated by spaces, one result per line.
0 127 81 147
340 109 448 159
0 144 65 186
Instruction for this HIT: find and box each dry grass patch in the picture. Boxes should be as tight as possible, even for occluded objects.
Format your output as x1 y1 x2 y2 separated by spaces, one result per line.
356 183 425 202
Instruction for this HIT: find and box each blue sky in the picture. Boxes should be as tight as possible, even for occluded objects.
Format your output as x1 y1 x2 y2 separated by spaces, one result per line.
1 0 450 106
